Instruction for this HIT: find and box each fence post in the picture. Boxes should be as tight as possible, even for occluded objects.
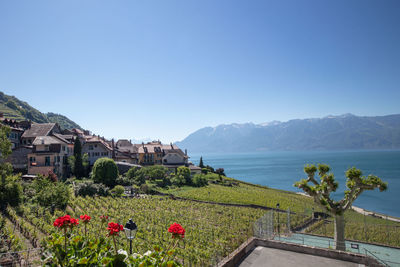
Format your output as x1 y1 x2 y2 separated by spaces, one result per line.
386 215 389 245
364 211 367 242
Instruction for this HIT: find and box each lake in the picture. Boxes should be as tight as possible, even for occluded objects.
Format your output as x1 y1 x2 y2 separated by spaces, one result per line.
189 150 400 217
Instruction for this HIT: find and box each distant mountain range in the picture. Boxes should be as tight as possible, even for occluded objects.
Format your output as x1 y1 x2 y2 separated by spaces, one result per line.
176 114 400 153
0 91 83 130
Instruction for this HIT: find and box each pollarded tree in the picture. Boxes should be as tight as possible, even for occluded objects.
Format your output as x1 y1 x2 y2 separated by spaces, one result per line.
294 164 387 251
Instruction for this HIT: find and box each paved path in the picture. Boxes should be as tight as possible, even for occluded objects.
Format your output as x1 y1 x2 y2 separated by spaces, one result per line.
238 246 362 267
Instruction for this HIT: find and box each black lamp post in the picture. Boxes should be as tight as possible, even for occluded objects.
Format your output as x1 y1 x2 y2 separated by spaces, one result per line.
276 203 280 237
124 219 137 255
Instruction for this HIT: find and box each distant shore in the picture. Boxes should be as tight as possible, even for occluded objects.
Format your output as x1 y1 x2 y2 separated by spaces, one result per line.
296 192 400 222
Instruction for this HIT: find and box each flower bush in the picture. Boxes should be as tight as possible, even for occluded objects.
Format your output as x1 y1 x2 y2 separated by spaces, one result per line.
168 223 185 239
80 215 91 223
107 222 124 236
53 215 79 229
42 214 184 266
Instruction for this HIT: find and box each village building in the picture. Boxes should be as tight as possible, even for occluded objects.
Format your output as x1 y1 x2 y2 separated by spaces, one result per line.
21 123 61 145
161 143 188 166
6 145 32 174
27 135 73 177
137 141 164 165
0 115 31 149
115 139 139 164
136 141 189 171
82 135 113 165
188 164 202 175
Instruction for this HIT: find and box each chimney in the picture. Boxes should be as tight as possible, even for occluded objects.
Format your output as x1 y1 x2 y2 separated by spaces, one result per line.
111 139 115 159
170 142 173 149
130 139 132 144
185 149 187 156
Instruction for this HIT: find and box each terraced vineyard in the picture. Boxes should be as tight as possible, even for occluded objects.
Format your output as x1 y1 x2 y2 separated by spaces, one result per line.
164 182 319 213
306 209 400 247
166 182 400 248
3 196 268 266
2 181 400 266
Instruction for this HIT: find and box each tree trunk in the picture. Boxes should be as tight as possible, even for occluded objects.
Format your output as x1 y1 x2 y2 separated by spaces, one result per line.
334 214 346 251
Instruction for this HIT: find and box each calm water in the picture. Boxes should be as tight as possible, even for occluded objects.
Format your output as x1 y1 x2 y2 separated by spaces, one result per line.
190 150 400 217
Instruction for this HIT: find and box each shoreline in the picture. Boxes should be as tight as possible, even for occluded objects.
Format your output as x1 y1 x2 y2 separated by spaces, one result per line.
295 192 400 222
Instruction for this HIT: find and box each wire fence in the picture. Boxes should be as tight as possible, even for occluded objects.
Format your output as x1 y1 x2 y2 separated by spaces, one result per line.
252 208 400 266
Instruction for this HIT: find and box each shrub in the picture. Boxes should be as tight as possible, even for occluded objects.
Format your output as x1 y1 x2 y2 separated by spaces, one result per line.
139 183 156 194
201 168 209 174
75 180 109 197
215 168 226 177
170 174 185 186
111 185 125 197
32 176 70 209
132 166 167 186
91 158 119 187
0 174 23 210
192 174 208 187
177 167 191 185
126 167 138 179
115 176 132 186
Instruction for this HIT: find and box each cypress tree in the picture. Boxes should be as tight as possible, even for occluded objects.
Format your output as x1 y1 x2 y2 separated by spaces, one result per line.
199 156 204 168
74 138 84 178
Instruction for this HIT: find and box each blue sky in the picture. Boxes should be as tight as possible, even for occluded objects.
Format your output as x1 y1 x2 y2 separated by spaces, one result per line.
1 0 399 143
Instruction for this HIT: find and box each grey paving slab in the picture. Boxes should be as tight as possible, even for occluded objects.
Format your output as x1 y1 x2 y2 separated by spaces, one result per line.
238 246 362 267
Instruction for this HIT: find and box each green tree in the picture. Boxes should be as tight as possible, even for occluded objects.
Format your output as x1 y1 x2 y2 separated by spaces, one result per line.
111 185 125 197
126 167 138 180
73 138 84 178
32 176 70 209
177 166 191 185
131 168 146 186
91 158 119 187
146 165 168 180
82 153 90 177
67 155 75 176
294 164 387 251
192 174 208 187
199 157 204 168
0 125 22 210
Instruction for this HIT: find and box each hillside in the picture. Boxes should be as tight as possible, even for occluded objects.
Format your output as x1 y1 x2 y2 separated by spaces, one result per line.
176 114 400 152
0 91 83 130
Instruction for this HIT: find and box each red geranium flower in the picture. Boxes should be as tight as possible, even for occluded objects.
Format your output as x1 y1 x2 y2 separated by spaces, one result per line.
107 222 124 236
168 223 185 239
80 215 91 223
53 215 79 229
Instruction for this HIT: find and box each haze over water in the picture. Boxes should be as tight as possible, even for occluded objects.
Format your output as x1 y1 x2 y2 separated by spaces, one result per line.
191 150 400 217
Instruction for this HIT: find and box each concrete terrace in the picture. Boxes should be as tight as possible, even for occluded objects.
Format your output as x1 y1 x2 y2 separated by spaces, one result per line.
239 246 359 267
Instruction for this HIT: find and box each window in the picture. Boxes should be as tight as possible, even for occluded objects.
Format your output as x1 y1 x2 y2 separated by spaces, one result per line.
89 145 94 150
45 145 49 151
45 156 50 166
